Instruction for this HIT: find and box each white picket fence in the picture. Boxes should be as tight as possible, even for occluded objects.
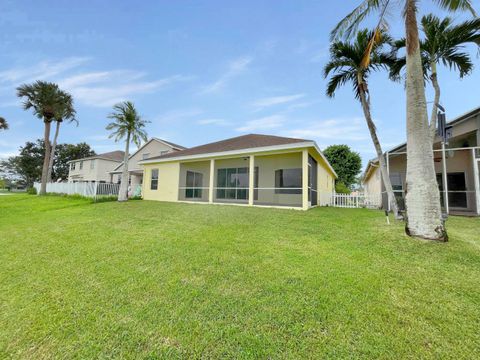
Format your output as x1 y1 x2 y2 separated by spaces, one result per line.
34 182 121 198
330 193 382 209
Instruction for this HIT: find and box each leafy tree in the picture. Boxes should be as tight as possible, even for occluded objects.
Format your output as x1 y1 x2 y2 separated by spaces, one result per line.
106 101 148 201
47 90 77 182
324 28 400 219
0 140 44 187
17 81 66 195
390 14 480 139
0 116 8 131
323 145 362 188
0 140 95 186
335 181 352 194
332 0 476 240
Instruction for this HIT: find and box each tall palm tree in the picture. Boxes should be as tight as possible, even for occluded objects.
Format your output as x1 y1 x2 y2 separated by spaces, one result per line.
17 81 64 195
46 91 77 183
331 0 476 241
390 14 480 139
0 117 8 131
324 29 401 219
106 101 148 201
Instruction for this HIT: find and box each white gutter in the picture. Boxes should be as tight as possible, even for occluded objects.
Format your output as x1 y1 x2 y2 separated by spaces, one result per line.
138 141 338 178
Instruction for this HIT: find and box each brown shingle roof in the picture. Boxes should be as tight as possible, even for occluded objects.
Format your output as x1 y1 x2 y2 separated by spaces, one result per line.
144 134 310 161
98 150 125 161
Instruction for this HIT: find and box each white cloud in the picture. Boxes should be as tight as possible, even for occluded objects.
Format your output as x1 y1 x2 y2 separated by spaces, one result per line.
64 74 189 107
197 118 229 126
284 117 368 141
0 58 191 108
154 109 203 124
236 115 285 132
252 93 305 109
200 56 252 94
0 57 90 84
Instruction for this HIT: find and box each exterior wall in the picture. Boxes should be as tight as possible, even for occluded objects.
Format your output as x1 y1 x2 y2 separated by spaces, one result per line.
308 148 335 205
115 140 177 173
363 166 382 207
68 159 121 183
142 162 180 202
140 147 336 209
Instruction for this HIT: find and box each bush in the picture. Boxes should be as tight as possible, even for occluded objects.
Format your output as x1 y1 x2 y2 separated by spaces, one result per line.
335 181 351 194
27 187 37 195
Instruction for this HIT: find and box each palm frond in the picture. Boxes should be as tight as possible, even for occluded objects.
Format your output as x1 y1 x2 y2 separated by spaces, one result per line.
433 0 477 16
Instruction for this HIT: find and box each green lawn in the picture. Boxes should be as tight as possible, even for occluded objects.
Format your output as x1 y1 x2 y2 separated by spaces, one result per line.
1 195 479 359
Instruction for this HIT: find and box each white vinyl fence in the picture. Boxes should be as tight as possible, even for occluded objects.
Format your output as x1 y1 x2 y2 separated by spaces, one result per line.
34 182 121 199
330 193 382 209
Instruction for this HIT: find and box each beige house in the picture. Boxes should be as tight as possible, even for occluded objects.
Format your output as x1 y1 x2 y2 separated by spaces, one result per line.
109 138 185 188
68 151 124 183
363 106 480 216
138 134 337 210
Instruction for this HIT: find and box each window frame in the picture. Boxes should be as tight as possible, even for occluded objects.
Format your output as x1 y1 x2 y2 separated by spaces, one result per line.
185 170 203 199
275 168 302 194
150 169 159 190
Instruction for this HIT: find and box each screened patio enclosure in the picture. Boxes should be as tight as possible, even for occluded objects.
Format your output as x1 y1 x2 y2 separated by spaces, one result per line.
176 151 320 209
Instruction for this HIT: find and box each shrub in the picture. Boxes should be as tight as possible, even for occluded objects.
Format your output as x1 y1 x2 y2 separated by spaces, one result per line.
27 187 37 195
335 181 351 194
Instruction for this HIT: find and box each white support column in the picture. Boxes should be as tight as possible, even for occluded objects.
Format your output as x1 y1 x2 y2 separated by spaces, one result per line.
302 149 309 210
248 155 254 206
209 159 215 204
471 148 480 215
441 142 449 214
386 152 390 212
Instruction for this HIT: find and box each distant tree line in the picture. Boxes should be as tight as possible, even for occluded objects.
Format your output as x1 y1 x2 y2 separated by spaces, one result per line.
0 140 95 187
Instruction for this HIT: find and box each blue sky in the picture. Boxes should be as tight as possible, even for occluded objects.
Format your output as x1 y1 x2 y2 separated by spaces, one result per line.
1 0 479 167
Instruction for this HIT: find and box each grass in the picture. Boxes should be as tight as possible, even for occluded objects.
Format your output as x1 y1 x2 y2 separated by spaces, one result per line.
0 195 479 359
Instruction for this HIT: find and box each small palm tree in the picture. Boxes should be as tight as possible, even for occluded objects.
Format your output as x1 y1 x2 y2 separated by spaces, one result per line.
324 29 401 219
17 81 65 195
47 90 77 182
390 14 480 139
332 0 476 241
106 101 149 201
0 117 8 131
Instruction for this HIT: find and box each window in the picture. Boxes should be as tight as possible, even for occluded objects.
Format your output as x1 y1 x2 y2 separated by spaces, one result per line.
70 163 75 171
390 173 403 191
275 168 302 194
185 171 203 198
90 160 95 169
142 153 150 160
437 172 467 208
150 169 158 190
79 161 83 170
216 167 254 200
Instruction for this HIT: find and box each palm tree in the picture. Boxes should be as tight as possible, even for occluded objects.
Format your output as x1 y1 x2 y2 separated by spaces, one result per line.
46 91 77 183
331 0 476 241
324 29 401 219
17 81 65 195
106 101 148 201
0 117 8 131
390 14 480 139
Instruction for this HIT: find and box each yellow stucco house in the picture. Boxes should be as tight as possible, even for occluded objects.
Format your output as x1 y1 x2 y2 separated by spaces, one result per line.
138 134 337 210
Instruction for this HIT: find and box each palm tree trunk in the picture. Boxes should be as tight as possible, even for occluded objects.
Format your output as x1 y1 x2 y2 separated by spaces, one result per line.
429 61 441 141
357 82 401 219
404 0 447 241
118 132 130 202
47 121 60 183
40 120 52 195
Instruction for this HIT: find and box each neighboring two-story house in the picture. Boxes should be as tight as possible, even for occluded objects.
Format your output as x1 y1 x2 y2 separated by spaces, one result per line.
363 106 480 216
67 151 125 183
109 138 186 189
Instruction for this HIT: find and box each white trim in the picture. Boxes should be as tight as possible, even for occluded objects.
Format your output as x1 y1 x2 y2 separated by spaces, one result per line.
138 141 338 179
